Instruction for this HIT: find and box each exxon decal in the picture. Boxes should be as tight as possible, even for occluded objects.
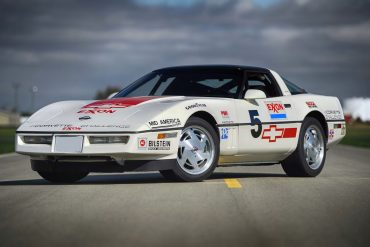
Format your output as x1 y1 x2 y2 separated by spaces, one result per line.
265 102 286 119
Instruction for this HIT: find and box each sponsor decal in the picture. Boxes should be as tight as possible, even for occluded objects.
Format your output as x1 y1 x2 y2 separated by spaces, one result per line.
62 126 81 131
341 125 346 135
30 124 129 129
82 124 129 128
138 138 147 149
261 125 297 142
220 111 229 118
148 121 158 126
78 109 116 114
325 110 342 120
138 138 171 150
148 140 171 150
220 128 229 140
148 118 181 129
329 129 335 140
265 101 287 119
185 103 206 110
306 101 317 108
79 116 91 120
78 96 160 114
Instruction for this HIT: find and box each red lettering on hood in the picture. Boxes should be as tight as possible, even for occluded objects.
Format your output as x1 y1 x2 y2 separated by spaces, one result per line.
78 96 162 114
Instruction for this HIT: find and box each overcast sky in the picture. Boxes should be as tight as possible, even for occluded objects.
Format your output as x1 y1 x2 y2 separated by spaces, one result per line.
0 0 369 112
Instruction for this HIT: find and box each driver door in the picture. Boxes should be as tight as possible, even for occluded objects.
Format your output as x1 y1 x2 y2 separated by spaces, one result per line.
235 71 299 162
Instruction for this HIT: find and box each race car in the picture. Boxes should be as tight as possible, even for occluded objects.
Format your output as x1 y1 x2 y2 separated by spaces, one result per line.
16 65 346 183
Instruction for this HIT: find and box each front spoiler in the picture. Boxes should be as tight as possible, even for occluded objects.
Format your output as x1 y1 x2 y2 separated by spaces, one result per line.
31 159 176 173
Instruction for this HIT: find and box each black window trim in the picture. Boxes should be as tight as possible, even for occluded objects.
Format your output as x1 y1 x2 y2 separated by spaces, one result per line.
238 69 283 99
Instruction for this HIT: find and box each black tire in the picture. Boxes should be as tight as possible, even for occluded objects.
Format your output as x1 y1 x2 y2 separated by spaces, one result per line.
167 117 220 182
159 170 181 181
37 170 89 183
281 117 326 177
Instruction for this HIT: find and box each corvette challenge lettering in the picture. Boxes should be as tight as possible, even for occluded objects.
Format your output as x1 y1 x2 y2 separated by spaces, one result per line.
78 96 160 114
262 125 297 142
265 102 287 119
325 110 342 120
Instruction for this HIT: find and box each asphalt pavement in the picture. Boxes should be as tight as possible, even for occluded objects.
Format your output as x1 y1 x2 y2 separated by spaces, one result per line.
0 145 369 247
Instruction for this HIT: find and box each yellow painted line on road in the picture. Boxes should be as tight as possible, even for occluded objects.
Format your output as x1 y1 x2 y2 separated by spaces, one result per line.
224 179 242 188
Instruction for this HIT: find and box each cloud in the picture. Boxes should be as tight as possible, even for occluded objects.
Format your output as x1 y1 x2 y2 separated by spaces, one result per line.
0 0 369 111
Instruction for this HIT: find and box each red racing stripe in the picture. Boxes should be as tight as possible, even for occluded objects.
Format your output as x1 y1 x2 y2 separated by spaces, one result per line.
282 128 297 138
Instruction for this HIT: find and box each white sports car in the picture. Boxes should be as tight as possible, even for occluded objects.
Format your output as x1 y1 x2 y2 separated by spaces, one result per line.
16 65 346 182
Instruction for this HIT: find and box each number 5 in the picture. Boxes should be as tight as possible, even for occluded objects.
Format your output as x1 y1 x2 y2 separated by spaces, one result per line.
249 110 262 138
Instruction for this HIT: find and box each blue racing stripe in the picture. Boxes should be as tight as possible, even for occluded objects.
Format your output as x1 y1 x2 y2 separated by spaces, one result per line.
270 113 287 119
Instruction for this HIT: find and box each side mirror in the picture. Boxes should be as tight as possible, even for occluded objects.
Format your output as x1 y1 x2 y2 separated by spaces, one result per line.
244 89 266 100
107 92 118 99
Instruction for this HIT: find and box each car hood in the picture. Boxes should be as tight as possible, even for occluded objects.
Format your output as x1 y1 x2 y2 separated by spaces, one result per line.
18 96 190 133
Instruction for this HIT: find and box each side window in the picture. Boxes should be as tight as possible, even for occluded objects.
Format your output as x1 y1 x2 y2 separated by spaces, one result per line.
283 78 306 95
246 72 281 98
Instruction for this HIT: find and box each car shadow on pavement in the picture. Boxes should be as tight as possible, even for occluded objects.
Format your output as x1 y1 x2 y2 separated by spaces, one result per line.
0 171 286 186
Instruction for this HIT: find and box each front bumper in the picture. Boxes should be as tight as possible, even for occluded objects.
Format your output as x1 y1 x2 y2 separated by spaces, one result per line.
16 130 181 158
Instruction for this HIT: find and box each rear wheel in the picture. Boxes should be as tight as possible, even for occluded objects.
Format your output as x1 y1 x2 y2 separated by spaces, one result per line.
160 117 219 182
281 117 326 177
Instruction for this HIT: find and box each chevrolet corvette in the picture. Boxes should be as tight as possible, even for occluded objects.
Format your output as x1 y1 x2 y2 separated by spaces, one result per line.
16 65 346 182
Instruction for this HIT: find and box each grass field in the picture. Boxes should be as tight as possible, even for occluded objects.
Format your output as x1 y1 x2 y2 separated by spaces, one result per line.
0 127 16 154
340 122 370 148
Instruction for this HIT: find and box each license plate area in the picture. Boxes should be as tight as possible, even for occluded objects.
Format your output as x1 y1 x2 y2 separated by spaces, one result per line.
54 136 84 153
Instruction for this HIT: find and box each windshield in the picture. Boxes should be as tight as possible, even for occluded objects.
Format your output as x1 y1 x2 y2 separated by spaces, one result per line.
114 70 241 98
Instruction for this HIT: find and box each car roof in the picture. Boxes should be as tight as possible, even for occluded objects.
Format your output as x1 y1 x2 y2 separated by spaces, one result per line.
153 64 270 73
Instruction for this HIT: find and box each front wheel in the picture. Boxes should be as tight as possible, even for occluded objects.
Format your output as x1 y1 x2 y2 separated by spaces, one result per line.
160 117 219 182
281 117 326 177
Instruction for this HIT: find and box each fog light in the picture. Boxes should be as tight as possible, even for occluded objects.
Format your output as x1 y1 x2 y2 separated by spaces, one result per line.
89 136 129 144
22 136 52 144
